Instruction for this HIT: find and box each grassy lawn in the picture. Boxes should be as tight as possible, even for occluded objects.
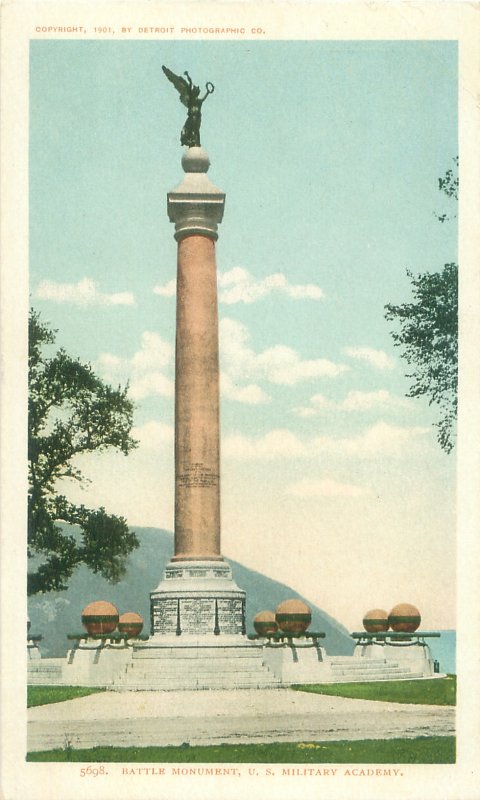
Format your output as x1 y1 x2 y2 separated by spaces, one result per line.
27 736 455 763
292 675 456 706
27 685 106 708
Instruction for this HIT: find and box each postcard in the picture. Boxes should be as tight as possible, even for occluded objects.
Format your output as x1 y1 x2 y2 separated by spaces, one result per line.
1 2 479 799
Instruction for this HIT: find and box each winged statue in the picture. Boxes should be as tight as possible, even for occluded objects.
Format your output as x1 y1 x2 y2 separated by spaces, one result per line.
162 66 215 148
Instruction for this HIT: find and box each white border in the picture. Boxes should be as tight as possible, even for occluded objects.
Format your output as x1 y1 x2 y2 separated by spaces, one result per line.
1 3 479 799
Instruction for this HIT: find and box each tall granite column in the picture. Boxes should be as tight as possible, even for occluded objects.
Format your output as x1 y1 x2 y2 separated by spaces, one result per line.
172 156 223 561
149 147 246 639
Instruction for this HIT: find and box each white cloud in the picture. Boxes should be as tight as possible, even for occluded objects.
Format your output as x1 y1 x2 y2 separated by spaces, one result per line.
292 393 331 417
35 277 136 307
98 331 174 401
344 346 395 370
153 267 324 305
292 389 411 417
288 477 371 498
223 429 307 461
220 318 348 387
220 373 270 405
131 420 174 450
313 421 430 459
153 278 176 297
129 373 174 401
218 267 324 304
223 421 429 461
130 331 172 372
341 390 410 411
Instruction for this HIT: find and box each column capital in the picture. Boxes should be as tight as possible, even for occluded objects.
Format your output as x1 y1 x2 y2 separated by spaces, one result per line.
167 146 225 241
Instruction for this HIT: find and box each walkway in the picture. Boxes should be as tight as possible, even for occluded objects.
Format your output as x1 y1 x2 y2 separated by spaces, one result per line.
27 688 455 752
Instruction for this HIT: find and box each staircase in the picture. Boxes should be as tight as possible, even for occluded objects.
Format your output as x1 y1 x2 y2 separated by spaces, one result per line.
112 644 282 691
27 659 64 685
327 656 427 683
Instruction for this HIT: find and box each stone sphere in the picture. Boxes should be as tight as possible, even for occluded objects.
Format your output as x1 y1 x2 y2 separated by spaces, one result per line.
118 612 144 638
388 603 421 633
363 609 389 633
253 611 278 636
81 600 119 635
275 599 312 634
182 146 210 174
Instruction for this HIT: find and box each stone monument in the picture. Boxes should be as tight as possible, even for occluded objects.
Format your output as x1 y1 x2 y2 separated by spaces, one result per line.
148 70 246 643
26 70 444 690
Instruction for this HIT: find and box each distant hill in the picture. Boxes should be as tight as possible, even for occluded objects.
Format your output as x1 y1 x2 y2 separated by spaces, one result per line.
28 526 355 658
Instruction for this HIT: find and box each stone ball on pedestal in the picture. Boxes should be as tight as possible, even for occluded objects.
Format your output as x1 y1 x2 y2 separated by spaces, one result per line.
81 600 119 635
363 609 389 633
275 599 312 634
118 612 144 638
182 146 210 174
388 603 421 632
253 611 278 636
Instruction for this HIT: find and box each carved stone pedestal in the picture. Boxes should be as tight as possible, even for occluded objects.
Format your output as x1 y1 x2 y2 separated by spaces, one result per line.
150 560 246 638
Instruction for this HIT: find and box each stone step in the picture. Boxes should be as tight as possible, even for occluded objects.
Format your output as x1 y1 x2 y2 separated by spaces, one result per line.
331 663 404 673
132 646 264 660
115 672 275 686
330 668 414 678
112 677 282 691
115 664 278 679
330 658 392 667
28 664 63 673
125 659 268 675
330 664 404 673
326 669 423 682
327 670 425 683
28 669 64 684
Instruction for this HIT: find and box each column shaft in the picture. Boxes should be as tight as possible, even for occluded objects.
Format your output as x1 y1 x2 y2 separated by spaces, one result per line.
173 234 222 560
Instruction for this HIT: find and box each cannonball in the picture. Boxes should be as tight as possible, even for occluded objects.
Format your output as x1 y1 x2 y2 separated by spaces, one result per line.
275 599 311 634
253 611 278 636
388 603 421 633
81 600 119 635
363 609 389 633
118 612 144 638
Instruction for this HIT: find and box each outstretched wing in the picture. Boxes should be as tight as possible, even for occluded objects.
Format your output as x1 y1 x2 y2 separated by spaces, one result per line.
162 66 190 107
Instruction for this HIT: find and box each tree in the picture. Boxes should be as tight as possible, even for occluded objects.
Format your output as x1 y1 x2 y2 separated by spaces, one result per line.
437 155 459 219
28 310 139 594
385 161 458 453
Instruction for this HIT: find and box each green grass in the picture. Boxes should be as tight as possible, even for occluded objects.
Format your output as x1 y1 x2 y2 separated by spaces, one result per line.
292 675 456 706
27 736 455 763
27 685 106 708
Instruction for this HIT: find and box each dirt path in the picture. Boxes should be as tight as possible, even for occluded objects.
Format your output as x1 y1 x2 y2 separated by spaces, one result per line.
27 688 455 752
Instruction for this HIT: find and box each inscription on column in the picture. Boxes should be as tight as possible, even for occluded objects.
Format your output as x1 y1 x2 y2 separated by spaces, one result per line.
177 462 219 488
181 598 215 633
217 599 244 634
151 594 246 635
152 597 178 634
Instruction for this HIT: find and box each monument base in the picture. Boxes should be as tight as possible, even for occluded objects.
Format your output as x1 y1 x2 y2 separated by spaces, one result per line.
107 558 282 689
149 559 246 637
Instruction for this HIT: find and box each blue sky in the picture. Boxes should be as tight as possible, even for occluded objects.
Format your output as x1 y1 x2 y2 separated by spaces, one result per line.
29 39 457 629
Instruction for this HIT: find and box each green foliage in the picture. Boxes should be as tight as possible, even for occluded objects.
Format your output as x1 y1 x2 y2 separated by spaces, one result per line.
292 675 456 706
27 685 106 707
436 156 458 221
28 310 139 594
27 737 455 763
385 264 457 453
385 162 458 453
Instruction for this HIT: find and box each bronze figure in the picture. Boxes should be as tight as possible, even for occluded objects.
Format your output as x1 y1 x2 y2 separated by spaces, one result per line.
162 66 215 147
